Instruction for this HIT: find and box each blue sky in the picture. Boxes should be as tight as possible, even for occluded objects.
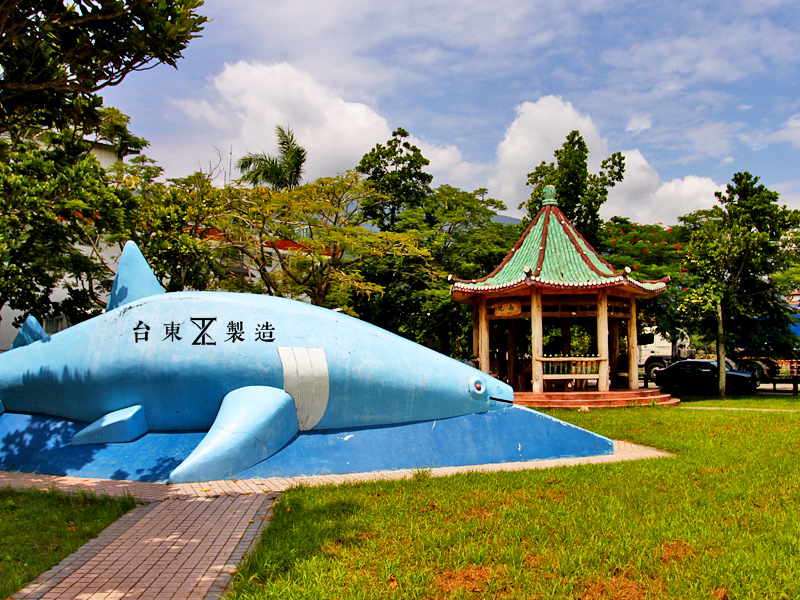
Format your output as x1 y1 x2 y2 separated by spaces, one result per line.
101 0 800 224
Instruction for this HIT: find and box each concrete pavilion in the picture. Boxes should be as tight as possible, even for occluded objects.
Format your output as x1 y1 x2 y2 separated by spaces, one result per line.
449 185 668 394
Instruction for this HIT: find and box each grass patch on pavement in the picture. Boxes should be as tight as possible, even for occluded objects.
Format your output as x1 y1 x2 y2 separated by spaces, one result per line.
229 407 800 600
0 486 137 597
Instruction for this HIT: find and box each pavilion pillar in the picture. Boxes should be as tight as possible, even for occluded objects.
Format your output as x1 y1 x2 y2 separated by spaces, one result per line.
478 296 490 374
627 298 639 390
531 288 544 393
472 302 480 367
597 290 610 392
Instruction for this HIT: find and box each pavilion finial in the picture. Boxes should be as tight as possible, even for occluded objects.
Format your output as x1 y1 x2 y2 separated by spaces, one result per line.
542 185 558 206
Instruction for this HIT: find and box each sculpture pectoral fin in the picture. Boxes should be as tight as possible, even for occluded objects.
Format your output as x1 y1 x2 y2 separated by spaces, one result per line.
71 405 149 445
168 386 299 483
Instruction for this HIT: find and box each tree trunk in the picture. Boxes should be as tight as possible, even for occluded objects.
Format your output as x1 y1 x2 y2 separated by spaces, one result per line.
716 298 726 398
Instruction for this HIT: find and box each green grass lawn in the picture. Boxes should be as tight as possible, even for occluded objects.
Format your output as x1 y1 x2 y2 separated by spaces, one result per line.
228 406 800 599
679 394 800 410
0 487 137 598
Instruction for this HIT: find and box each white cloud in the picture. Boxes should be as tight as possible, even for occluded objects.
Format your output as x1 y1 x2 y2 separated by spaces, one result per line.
169 64 724 226
650 176 722 219
177 61 393 181
771 114 800 147
414 140 487 193
212 0 571 91
173 60 492 191
485 96 721 224
602 149 661 220
488 96 609 212
625 115 652 134
99 0 800 203
681 120 745 161
602 20 798 86
606 151 721 224
774 179 800 212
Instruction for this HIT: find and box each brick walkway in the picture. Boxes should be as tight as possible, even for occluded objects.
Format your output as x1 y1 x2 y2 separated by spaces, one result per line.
4 440 670 599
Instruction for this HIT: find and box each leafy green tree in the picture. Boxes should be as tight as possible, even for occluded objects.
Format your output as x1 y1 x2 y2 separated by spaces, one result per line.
352 185 519 356
0 103 153 326
525 130 624 248
109 157 229 292
90 107 148 159
772 265 800 296
0 0 207 134
353 131 519 355
356 127 433 232
236 126 307 190
680 172 800 397
0 132 125 324
0 0 205 325
218 172 427 309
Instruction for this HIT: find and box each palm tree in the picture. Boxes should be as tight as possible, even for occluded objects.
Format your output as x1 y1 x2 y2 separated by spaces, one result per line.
236 125 307 190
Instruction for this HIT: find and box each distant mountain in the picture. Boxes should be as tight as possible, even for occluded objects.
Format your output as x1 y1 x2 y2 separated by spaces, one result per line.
492 214 522 225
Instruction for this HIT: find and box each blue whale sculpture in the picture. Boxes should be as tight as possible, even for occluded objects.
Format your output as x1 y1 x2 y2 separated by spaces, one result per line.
0 242 515 482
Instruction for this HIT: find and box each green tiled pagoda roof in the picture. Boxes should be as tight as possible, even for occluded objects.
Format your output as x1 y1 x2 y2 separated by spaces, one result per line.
450 203 668 299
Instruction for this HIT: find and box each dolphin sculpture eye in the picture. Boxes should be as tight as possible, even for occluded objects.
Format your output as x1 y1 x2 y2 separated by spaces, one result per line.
469 376 489 399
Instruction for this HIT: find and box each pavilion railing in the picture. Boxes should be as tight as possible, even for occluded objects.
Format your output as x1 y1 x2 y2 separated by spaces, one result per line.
540 355 605 379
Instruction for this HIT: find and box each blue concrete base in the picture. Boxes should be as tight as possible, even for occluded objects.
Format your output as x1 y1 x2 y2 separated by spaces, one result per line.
0 406 613 483
236 405 613 479
0 412 204 482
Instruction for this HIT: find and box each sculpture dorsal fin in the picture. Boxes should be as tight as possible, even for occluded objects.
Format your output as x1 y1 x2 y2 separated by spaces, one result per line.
10 315 51 350
106 241 165 312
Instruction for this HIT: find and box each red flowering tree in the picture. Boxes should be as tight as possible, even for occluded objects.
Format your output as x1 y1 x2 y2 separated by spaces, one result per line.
599 217 695 341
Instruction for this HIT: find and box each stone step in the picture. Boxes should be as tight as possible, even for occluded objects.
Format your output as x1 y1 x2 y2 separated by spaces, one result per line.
514 388 663 402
